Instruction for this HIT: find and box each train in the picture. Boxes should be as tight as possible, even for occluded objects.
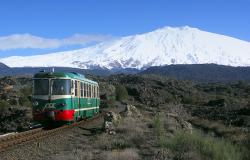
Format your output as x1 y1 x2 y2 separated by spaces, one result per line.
32 71 100 125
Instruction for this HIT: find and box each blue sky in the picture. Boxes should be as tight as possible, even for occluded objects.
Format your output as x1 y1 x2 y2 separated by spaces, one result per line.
0 0 249 58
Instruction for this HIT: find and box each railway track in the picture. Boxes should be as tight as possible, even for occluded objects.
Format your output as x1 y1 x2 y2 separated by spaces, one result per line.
0 114 101 152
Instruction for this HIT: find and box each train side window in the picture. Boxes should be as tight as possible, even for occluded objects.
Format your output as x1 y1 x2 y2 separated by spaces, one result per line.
95 85 97 98
89 84 91 98
71 80 74 95
86 83 88 97
96 86 98 98
80 82 83 97
84 83 86 97
95 86 97 98
87 83 89 98
90 84 93 98
92 85 94 98
86 83 89 97
88 84 90 98
91 85 93 98
75 80 78 96
97 86 99 98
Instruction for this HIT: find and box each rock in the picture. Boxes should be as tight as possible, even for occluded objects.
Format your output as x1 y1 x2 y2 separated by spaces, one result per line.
103 111 121 135
179 120 193 133
165 112 193 133
122 104 142 118
165 113 181 133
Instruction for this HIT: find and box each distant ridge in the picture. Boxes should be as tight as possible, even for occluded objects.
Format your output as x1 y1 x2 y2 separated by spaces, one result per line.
140 64 250 83
0 65 140 77
2 64 250 83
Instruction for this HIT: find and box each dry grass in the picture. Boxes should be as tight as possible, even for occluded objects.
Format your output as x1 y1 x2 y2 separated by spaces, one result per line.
190 117 247 142
116 117 145 145
96 133 113 150
96 116 147 151
73 149 94 160
104 148 139 160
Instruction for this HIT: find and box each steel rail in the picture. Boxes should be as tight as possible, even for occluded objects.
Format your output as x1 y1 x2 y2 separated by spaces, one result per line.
0 114 101 152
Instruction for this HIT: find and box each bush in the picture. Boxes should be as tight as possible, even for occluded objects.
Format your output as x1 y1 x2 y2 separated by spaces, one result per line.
20 86 32 97
0 100 10 114
167 130 244 160
19 96 32 107
207 99 226 107
18 86 32 107
153 113 245 160
115 85 128 101
153 113 168 147
101 95 116 108
0 100 10 108
182 95 197 104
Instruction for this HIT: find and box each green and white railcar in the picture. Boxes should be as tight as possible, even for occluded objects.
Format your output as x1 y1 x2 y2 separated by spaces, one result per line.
32 72 100 124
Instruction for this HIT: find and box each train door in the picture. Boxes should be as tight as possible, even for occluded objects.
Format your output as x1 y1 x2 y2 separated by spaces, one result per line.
76 80 81 120
88 84 91 108
95 85 98 113
71 80 75 121
83 82 87 118
71 80 80 121
80 82 84 119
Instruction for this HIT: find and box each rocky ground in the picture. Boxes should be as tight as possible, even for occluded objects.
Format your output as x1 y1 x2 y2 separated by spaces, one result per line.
0 102 193 160
0 74 250 159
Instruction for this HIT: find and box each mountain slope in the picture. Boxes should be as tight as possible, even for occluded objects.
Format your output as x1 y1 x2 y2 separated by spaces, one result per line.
1 26 250 69
141 64 250 82
0 62 9 70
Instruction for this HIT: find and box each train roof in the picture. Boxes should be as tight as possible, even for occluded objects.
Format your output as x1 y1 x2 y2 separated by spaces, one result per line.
33 72 98 85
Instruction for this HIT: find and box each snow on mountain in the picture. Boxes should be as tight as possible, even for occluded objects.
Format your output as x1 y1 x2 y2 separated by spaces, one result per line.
1 26 250 69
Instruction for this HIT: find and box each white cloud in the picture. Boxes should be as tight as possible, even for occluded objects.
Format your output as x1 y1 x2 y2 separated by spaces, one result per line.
0 33 113 50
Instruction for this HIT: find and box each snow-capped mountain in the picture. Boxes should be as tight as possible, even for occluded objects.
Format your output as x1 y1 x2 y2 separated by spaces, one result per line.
1 26 250 69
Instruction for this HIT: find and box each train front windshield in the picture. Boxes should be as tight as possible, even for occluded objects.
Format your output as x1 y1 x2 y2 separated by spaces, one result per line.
34 79 49 95
51 79 71 95
33 79 71 95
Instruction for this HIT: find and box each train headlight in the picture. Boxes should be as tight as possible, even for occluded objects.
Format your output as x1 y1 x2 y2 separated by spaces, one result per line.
60 103 66 106
33 101 39 106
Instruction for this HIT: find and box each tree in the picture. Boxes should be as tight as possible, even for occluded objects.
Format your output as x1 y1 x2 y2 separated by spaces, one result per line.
115 85 128 101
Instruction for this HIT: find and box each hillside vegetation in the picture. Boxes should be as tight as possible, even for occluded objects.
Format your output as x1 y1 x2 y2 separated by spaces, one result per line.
0 74 249 159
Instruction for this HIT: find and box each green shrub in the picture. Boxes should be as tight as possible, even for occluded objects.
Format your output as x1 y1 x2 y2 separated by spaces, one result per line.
19 96 32 107
115 85 128 101
153 113 167 147
0 100 10 106
182 95 197 104
20 86 32 97
152 113 244 160
0 100 10 111
18 86 32 107
167 130 244 160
